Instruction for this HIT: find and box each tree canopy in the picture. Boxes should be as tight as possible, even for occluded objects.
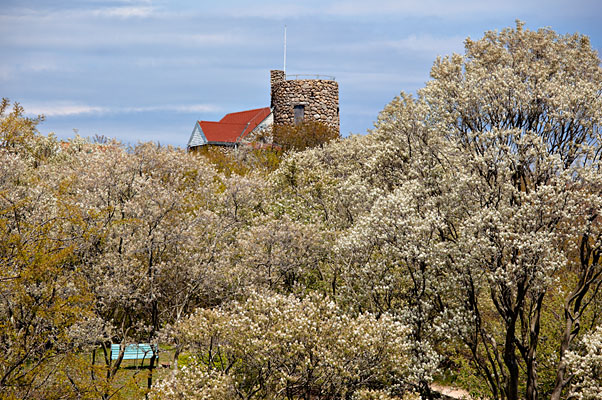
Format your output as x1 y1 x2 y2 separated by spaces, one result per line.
1 21 602 400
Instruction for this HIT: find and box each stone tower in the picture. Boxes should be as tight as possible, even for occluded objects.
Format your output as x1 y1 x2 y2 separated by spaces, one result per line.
270 70 339 133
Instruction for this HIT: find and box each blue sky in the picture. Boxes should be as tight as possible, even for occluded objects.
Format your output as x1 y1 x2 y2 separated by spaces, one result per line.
2 0 601 147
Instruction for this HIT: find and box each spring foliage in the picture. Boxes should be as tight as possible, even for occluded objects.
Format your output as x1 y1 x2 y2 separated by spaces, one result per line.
153 292 410 399
1 21 602 400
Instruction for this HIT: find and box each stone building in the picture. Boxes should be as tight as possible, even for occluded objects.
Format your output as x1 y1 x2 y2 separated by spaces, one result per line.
270 70 339 133
187 69 339 150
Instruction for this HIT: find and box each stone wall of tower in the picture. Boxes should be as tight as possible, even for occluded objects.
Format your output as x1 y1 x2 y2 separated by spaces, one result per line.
270 70 339 133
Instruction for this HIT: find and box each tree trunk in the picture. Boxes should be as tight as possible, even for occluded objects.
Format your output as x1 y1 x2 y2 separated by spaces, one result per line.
502 299 522 400
525 293 544 400
173 346 181 370
147 353 156 392
550 314 576 400
503 337 519 400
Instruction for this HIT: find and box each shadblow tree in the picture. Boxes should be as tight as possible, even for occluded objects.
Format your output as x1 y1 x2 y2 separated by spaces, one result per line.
0 101 97 399
272 21 602 400
3 21 602 400
272 121 340 152
339 21 602 400
425 21 602 400
151 292 412 400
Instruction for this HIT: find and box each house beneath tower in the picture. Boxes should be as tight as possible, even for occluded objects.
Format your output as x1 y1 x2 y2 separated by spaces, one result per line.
187 107 272 150
187 70 339 151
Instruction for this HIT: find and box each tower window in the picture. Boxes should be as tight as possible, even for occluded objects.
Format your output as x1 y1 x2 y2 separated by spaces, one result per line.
294 105 305 124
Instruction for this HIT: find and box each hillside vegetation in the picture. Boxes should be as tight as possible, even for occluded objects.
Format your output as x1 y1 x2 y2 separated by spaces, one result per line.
1 22 602 400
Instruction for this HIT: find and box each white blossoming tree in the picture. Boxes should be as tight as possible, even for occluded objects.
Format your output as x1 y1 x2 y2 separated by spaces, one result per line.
151 292 412 400
56 140 250 395
424 22 602 400
0 101 98 399
565 325 602 399
334 21 602 400
3 21 602 400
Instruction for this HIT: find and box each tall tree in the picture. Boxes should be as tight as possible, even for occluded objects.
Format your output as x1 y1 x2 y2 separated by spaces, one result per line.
340 21 602 400
0 101 96 399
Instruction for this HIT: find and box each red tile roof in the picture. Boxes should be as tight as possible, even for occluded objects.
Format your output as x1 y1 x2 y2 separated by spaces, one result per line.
199 107 271 144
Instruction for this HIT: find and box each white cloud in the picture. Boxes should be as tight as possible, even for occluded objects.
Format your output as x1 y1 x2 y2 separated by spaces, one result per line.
22 102 220 117
220 3 314 18
204 0 518 19
2 23 247 49
0 4 157 21
171 104 221 113
325 0 504 18
205 0 597 20
387 34 465 55
337 71 429 90
124 104 221 113
338 34 465 56
25 61 66 73
0 66 12 81
23 103 109 117
91 6 155 18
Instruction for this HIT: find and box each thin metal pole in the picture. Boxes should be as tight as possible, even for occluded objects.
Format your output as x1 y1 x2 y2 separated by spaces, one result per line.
284 25 287 74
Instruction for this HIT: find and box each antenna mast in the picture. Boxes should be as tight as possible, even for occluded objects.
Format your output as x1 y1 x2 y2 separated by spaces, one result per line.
283 25 287 74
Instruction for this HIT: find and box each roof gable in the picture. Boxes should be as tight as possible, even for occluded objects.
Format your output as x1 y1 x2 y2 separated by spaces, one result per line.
199 121 248 143
190 107 271 146
187 122 207 147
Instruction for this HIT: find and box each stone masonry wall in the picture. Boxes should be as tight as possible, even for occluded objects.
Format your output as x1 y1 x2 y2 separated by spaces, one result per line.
270 70 339 133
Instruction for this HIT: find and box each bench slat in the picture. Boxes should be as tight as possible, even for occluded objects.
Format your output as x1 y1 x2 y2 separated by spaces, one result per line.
110 344 158 360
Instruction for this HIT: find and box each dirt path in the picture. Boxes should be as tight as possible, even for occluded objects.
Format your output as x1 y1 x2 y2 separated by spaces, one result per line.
431 383 473 399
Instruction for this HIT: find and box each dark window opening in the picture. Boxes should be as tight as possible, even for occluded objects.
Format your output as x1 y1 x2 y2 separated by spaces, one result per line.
294 105 305 124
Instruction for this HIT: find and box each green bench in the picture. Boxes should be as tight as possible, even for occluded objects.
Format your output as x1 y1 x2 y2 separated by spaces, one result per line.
111 343 158 365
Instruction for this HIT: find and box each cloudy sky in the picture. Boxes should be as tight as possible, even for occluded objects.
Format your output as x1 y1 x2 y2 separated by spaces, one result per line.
2 0 601 147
